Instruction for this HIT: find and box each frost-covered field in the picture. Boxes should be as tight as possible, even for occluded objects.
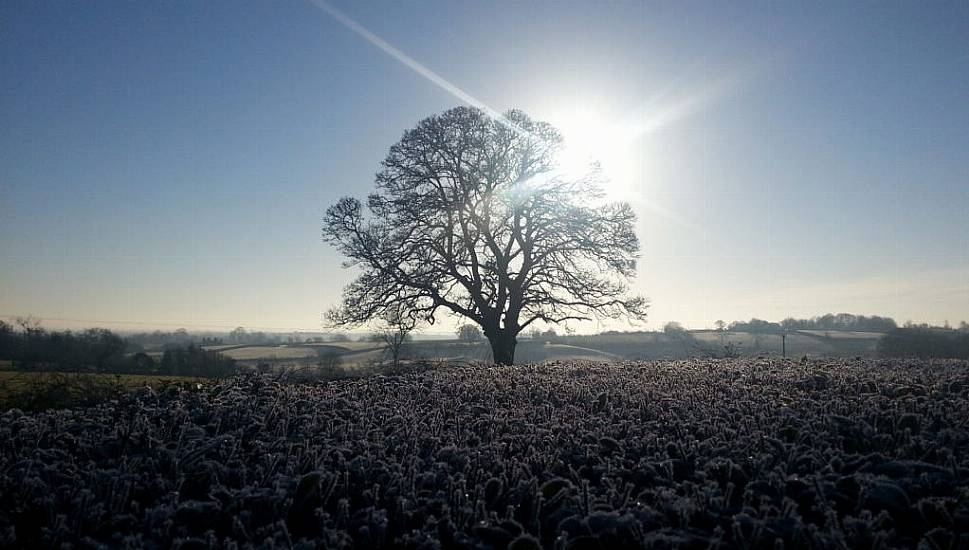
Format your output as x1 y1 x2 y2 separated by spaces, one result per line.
2 359 968 548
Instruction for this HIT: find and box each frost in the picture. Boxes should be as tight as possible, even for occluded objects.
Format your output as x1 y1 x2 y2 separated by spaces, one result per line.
1 360 968 547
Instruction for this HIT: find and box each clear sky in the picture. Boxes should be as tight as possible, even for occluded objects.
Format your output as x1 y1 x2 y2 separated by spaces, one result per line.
2 1 967 332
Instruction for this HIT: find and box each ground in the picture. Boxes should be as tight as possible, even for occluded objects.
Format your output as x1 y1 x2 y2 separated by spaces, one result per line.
205 329 885 372
1 358 967 548
0 371 203 403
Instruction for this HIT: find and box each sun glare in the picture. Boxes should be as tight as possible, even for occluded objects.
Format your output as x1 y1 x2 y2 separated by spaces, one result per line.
551 108 639 199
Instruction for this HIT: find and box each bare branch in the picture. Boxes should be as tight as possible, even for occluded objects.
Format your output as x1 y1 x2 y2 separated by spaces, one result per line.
322 106 647 364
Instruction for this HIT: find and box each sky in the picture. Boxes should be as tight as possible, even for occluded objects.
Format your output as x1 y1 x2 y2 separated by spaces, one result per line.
1 1 968 333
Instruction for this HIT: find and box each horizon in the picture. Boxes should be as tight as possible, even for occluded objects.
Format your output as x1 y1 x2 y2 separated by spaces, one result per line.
2 1 968 333
0 310 961 336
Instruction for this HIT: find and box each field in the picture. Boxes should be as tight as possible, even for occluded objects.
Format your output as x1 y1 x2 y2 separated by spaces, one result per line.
798 330 885 340
207 330 885 374
0 371 203 402
2 358 967 548
220 345 320 361
204 342 385 368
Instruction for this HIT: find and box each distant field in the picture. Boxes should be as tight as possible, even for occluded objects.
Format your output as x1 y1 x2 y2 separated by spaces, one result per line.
306 341 382 351
0 371 203 401
200 330 885 368
221 346 319 361
798 329 885 339
201 344 245 351
212 341 384 362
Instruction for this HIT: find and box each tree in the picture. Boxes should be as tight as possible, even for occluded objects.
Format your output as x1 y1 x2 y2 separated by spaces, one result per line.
456 323 483 344
541 328 559 340
15 315 43 338
714 319 727 343
323 107 646 365
80 328 126 371
229 326 248 343
131 352 156 372
663 321 686 335
374 300 420 368
0 320 14 358
663 321 692 354
173 328 190 344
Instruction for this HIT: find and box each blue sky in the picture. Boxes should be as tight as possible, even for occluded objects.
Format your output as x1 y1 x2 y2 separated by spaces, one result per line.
1 1 967 332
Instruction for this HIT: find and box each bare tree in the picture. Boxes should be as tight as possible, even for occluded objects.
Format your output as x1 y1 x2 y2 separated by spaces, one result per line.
323 107 646 365
15 315 43 338
375 301 419 368
714 319 727 344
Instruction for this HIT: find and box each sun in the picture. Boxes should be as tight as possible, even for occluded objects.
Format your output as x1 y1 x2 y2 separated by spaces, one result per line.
549 107 639 199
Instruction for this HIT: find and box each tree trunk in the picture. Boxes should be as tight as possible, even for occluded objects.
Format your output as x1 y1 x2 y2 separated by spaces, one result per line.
488 331 517 365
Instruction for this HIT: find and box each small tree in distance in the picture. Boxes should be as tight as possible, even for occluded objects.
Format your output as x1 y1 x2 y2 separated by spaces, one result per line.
229 326 247 343
323 107 647 365
663 321 693 354
374 301 420 368
456 324 483 344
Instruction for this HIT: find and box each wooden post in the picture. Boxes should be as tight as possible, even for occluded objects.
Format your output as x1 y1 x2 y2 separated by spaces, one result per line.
781 332 787 358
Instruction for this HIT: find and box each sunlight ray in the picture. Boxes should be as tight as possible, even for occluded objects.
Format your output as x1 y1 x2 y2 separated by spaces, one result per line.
308 0 530 137
624 73 741 140
634 196 704 234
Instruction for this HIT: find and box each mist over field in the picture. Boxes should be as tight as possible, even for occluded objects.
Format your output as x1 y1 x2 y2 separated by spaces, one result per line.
2 1 968 548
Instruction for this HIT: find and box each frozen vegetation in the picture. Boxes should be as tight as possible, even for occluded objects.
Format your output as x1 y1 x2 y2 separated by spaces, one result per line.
1 358 968 548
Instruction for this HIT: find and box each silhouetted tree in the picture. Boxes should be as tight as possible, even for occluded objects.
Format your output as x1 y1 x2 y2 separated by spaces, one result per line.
173 328 190 345
456 324 483 344
541 328 560 340
81 328 126 371
323 107 646 364
0 320 14 358
375 301 419 368
663 321 693 354
159 345 237 377
131 352 156 372
229 326 247 343
15 315 42 337
663 321 686 335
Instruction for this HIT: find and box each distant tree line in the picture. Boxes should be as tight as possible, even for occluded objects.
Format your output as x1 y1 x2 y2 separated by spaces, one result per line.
727 318 783 333
123 327 340 352
779 313 897 332
0 322 127 371
0 320 237 377
125 329 226 352
154 346 238 377
725 313 899 333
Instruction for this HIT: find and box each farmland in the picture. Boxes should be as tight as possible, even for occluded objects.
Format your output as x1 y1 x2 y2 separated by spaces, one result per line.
0 371 205 410
2 358 967 548
202 329 886 373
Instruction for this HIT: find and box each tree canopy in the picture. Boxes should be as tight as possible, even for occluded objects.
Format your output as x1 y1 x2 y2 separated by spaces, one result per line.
323 107 646 364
